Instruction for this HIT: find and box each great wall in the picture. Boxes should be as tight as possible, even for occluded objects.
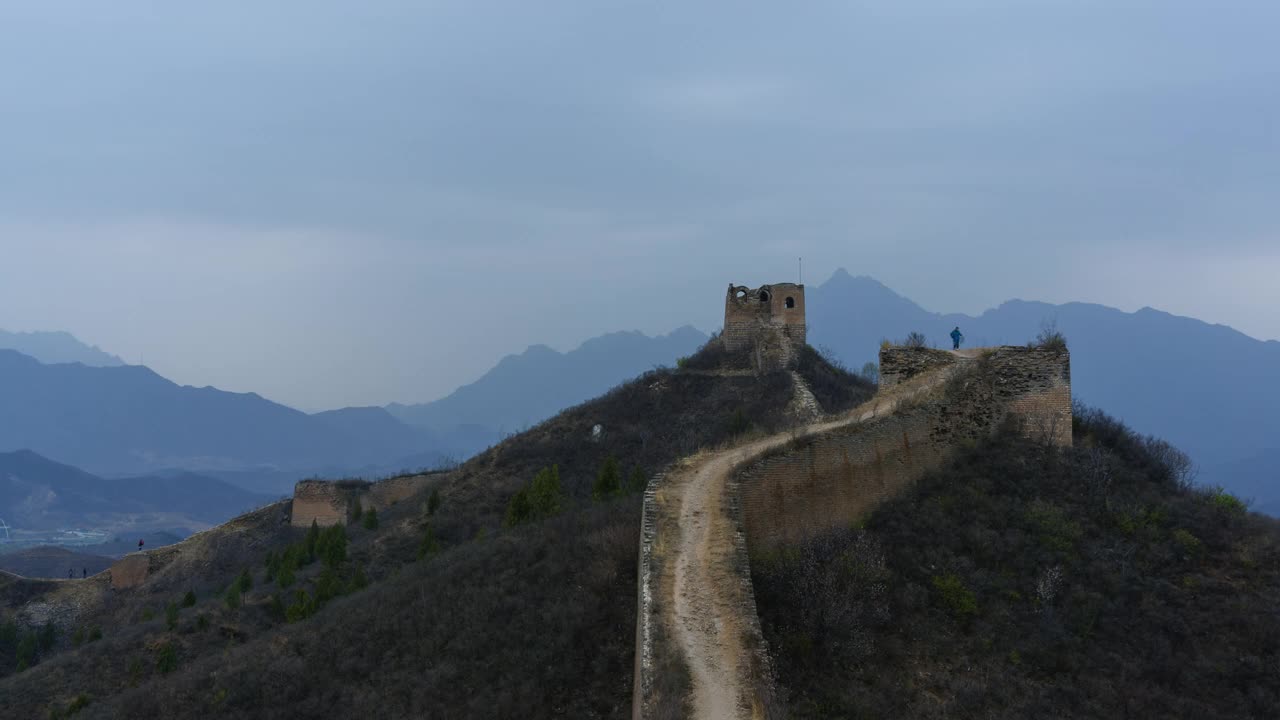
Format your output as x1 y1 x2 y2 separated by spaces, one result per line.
2 280 1071 720
632 283 1072 719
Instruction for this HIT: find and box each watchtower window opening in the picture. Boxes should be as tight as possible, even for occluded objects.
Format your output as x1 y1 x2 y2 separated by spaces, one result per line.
785 296 795 309
758 290 771 303
735 289 747 299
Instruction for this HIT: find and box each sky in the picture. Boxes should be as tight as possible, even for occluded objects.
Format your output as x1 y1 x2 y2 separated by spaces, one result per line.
1 1 1277 411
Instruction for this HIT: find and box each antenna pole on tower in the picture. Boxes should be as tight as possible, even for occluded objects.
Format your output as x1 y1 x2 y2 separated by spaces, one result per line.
798 257 803 285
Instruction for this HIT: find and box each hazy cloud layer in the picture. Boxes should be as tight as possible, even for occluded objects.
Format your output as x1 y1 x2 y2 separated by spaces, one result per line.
2 1 1276 409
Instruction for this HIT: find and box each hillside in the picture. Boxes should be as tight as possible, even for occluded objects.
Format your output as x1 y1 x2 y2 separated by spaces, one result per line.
0 350 435 481
0 330 124 367
0 336 869 719
807 269 1280 510
386 326 708 454
0 450 272 533
0 547 114 580
753 408 1280 718
2 336 1274 719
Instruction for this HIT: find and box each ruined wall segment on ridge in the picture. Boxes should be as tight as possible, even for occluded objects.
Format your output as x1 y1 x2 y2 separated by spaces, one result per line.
290 474 439 528
738 345 1072 553
723 282 806 353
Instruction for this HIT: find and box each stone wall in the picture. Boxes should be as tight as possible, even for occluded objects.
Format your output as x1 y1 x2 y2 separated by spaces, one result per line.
291 480 354 528
109 553 151 590
740 345 1071 552
291 474 437 528
723 282 806 353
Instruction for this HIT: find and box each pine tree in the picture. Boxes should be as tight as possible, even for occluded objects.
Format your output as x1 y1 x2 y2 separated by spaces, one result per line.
529 465 563 518
427 488 442 516
181 589 197 608
593 456 621 500
350 496 364 523
362 507 379 530
628 465 647 493
504 486 531 527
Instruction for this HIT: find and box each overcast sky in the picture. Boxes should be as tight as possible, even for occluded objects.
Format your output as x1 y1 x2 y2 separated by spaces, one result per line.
1 1 1276 410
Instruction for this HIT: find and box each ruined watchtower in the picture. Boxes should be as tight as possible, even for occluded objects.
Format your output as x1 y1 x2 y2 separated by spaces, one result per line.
723 282 806 352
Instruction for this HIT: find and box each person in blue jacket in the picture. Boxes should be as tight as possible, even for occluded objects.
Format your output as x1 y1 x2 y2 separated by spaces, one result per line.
950 326 963 350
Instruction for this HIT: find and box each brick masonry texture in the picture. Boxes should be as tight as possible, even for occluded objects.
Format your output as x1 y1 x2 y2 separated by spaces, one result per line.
290 475 437 528
740 346 1071 553
723 282 807 354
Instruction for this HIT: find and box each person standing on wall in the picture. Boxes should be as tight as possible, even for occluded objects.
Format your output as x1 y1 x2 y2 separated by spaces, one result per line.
951 326 964 350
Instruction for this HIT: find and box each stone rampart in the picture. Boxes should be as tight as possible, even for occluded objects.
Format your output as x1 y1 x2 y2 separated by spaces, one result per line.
291 474 437 528
740 346 1071 552
633 346 1072 717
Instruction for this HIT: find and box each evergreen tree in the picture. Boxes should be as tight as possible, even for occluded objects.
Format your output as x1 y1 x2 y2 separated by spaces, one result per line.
350 496 364 523
181 589 197 608
305 519 320 561
504 486 531 527
362 507 379 530
593 455 621 500
165 601 179 631
529 465 563 517
427 488 442 516
628 465 648 493
418 523 441 559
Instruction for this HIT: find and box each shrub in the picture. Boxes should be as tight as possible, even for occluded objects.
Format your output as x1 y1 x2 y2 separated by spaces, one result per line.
195 615 209 632
224 585 241 611
237 568 253 597
140 607 155 622
902 331 928 348
71 626 85 648
350 497 364 523
418 524 441 560
87 626 102 643
726 408 751 437
1207 487 1247 515
1172 528 1204 559
427 488 441 516
16 633 36 671
363 508 379 530
181 589 197 608
593 456 621 501
38 622 56 652
165 601 179 631
155 642 177 674
931 573 978 618
1032 320 1068 352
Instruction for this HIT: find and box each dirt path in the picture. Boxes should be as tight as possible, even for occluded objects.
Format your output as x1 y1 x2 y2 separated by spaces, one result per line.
659 367 962 718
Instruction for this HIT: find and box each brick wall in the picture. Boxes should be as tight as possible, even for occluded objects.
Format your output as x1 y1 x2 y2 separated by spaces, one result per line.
739 346 1071 552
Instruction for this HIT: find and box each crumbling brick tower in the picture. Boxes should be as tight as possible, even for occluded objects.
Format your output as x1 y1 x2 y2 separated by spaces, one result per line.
723 282 807 353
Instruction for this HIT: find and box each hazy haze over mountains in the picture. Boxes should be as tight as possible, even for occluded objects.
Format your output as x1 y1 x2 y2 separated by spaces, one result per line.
2 2 1277 411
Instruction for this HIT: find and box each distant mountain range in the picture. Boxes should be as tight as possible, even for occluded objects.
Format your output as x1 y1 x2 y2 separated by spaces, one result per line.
3 277 1274 513
0 349 446 488
0 329 124 366
0 449 271 533
386 326 708 441
807 269 1279 510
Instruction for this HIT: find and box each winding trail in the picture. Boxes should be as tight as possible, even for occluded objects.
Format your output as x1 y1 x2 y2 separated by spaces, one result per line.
657 366 962 718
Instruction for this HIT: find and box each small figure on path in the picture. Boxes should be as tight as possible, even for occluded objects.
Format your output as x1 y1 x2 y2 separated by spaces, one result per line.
68 568 73 578
138 538 145 551
82 567 87 579
951 326 964 350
